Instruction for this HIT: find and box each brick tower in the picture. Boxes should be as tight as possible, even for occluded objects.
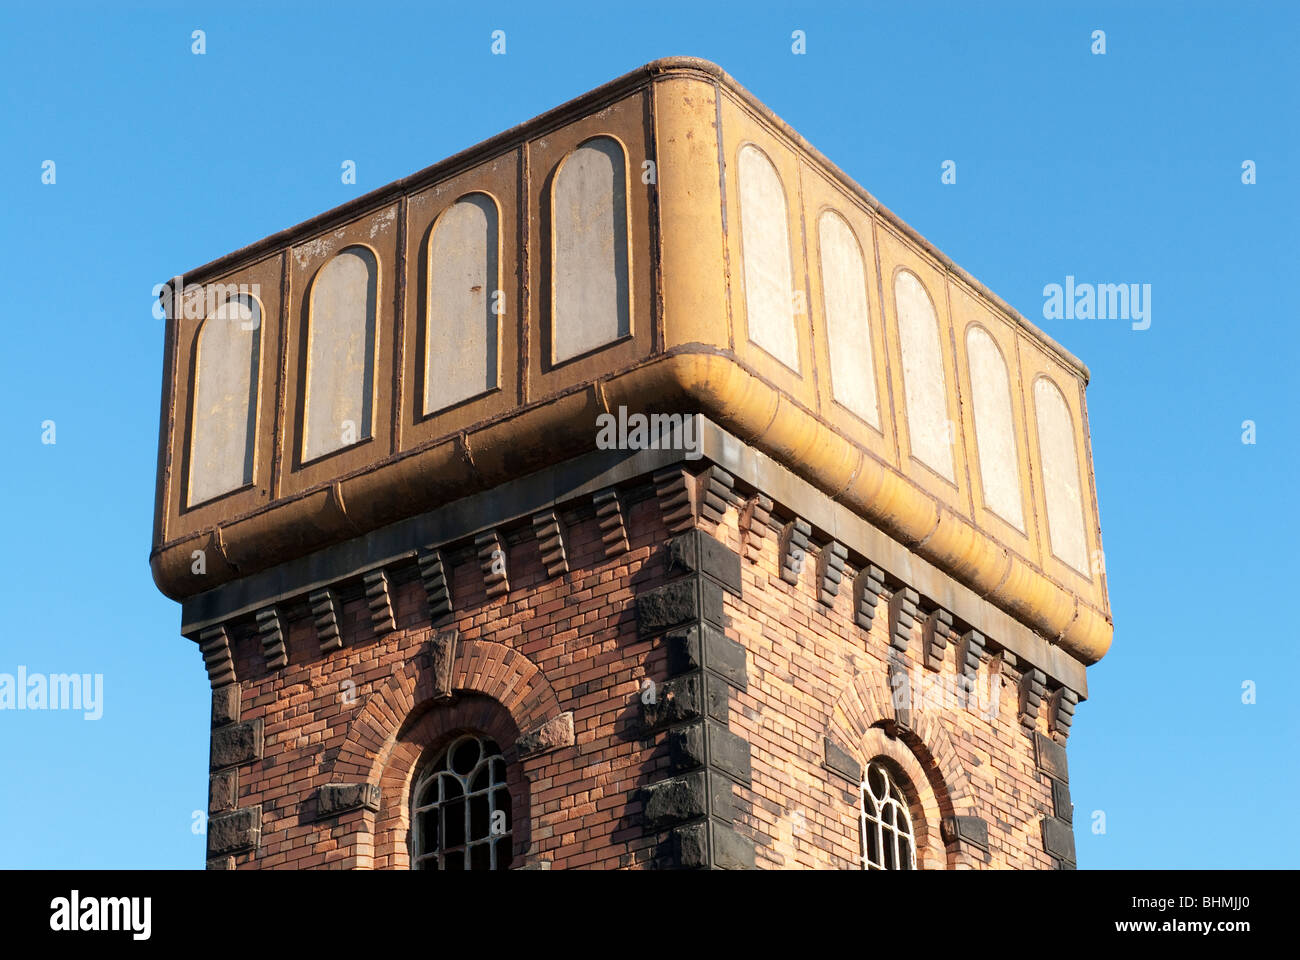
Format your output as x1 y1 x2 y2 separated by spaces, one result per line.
150 58 1111 870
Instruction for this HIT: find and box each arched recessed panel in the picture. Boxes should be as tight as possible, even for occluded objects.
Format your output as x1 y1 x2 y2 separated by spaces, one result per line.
895 271 953 481
818 210 879 427
303 246 377 463
189 295 261 506
425 193 500 415
551 136 630 363
966 326 1024 530
1034 377 1090 575
738 144 798 371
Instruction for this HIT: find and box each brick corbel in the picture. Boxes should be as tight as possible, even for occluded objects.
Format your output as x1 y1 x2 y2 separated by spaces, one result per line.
531 510 569 578
852 564 886 630
737 494 772 565
363 569 395 636
199 624 235 688
255 606 287 669
417 547 452 623
778 517 811 584
817 541 848 607
309 587 342 653
593 488 629 558
475 530 509 599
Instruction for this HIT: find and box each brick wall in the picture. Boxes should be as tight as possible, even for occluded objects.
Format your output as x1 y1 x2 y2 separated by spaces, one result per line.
201 466 1077 870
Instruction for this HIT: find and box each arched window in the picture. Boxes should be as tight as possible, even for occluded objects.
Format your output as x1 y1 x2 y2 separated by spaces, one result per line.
411 734 513 870
860 760 917 870
189 293 261 506
551 135 630 364
303 245 378 463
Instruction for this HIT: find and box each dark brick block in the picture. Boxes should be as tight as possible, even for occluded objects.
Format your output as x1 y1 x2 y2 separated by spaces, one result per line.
1035 732 1070 782
1052 778 1073 823
210 718 263 770
711 821 756 870
941 815 990 851
823 736 862 783
641 674 702 731
644 771 707 829
1041 816 1076 863
637 580 698 635
700 578 725 629
668 722 706 772
668 623 747 691
317 783 382 818
668 530 743 597
209 770 238 813
207 805 261 857
211 684 240 727
704 671 729 724
703 624 747 690
666 625 702 676
671 822 708 869
708 770 736 822
708 722 752 785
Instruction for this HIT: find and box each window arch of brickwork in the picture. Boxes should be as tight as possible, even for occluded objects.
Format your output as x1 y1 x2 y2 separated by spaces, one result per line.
411 732 513 870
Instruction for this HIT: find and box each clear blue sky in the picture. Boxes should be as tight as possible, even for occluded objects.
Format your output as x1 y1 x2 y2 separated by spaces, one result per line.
1 1 1295 869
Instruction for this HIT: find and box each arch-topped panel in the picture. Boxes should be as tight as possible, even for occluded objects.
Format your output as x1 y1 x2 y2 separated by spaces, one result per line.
424 192 501 415
303 245 379 463
738 142 799 371
551 135 631 364
1033 376 1089 576
818 209 880 428
966 325 1025 531
894 269 955 483
189 294 262 506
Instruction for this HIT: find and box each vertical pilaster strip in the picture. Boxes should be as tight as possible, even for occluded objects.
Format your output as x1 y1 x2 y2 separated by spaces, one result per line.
636 529 754 869
1034 732 1076 868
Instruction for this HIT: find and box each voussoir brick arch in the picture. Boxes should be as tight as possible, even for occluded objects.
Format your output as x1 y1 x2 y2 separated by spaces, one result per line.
331 637 565 786
826 668 978 819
